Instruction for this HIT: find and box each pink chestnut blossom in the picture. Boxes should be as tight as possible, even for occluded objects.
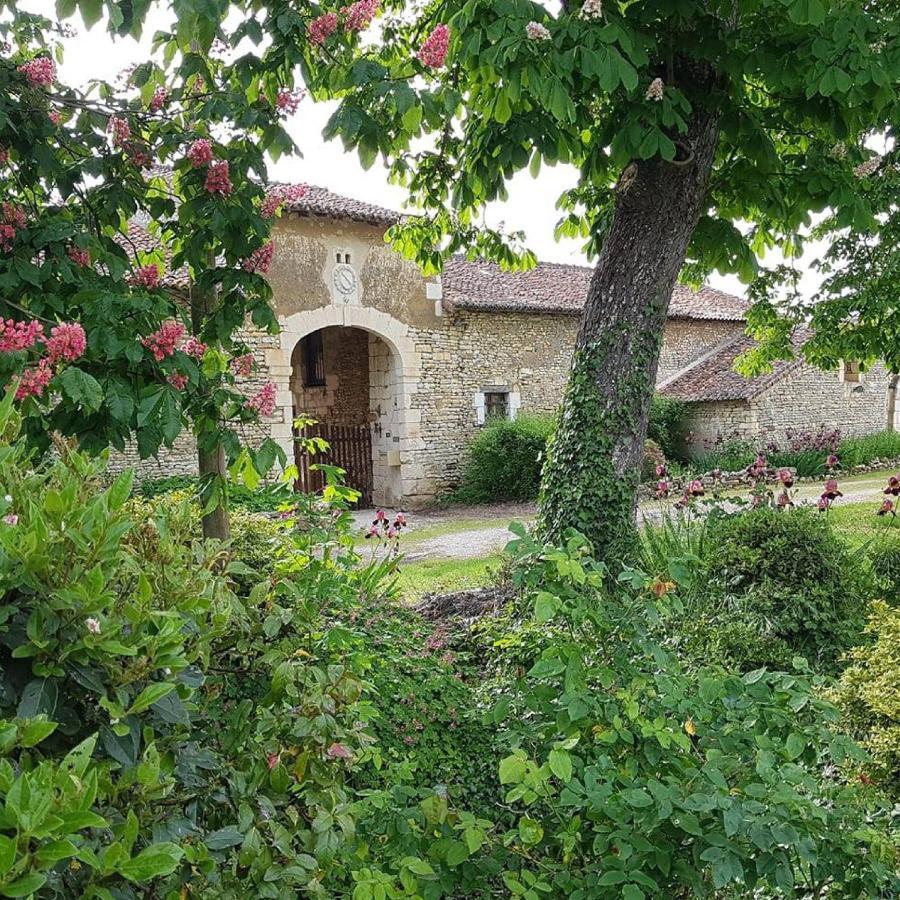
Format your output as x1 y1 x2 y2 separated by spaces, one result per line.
107 116 131 148
275 88 304 115
645 77 665 101
0 318 44 353
18 57 55 88
129 264 162 289
343 0 379 31
48 108 61 125
187 138 214 168
167 371 188 390
525 21 552 41
184 336 207 359
142 322 185 361
308 12 339 44
66 245 90 267
230 354 254 377
242 241 275 274
205 160 233 195
15 360 53 401
261 184 309 219
246 381 277 417
85 617 101 634
45 322 86 365
150 86 168 111
418 24 450 68
0 202 27 252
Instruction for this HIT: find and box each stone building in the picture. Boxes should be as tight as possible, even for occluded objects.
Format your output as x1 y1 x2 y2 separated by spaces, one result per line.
125 185 891 506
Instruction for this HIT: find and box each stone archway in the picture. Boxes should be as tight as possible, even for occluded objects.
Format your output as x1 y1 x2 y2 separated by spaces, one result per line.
264 306 422 507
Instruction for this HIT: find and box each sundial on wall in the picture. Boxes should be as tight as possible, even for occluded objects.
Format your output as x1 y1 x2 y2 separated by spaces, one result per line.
332 263 359 305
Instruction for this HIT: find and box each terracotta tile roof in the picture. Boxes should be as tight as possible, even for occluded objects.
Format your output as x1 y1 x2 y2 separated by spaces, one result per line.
659 330 809 403
276 184 401 227
441 257 748 322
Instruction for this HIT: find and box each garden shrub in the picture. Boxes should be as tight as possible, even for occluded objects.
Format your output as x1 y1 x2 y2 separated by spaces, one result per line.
867 537 900 605
341 527 899 897
702 507 870 668
450 414 555 503
137 473 296 513
0 389 391 898
647 395 688 460
640 438 666 482
831 600 900 799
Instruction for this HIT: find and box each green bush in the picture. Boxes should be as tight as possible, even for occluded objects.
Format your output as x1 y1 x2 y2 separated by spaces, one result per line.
0 388 391 898
867 537 900 605
137 473 296 513
640 438 666 482
450 414 555 503
840 429 900 467
647 395 688 460
703 507 870 668
344 527 899 896
831 600 900 798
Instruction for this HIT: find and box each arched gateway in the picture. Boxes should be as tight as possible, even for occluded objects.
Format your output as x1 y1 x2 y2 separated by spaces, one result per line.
263 305 421 508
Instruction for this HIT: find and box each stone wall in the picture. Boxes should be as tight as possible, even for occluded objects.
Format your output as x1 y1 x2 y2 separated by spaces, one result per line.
750 360 890 443
657 319 743 383
681 400 755 454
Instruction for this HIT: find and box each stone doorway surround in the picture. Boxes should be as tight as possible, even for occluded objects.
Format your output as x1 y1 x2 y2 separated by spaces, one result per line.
265 305 423 507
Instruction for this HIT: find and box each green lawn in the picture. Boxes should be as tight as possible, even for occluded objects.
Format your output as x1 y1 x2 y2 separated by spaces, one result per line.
396 553 503 600
825 498 900 549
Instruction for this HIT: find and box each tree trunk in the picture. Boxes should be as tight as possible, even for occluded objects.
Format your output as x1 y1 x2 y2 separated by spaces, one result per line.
191 256 230 542
887 374 898 432
538 109 720 564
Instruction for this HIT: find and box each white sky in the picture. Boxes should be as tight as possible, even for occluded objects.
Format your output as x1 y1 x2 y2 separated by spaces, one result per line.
23 0 829 300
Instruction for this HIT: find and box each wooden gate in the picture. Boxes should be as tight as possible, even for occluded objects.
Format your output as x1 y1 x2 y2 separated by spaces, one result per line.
294 421 373 506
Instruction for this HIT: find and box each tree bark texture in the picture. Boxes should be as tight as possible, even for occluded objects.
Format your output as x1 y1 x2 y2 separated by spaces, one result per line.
887 374 898 432
191 261 231 542
538 109 720 564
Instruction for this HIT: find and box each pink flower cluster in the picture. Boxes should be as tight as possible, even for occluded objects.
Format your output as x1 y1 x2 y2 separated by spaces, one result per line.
230 354 254 377
184 336 207 359
261 184 309 219
242 241 275 274
46 322 86 365
48 109 61 125
18 57 55 88
0 318 43 353
205 160 233 196
67 245 90 267
418 24 450 69
187 138 213 168
365 508 407 540
142 321 185 361
246 381 277 417
129 264 162 289
16 360 52 401
343 0 379 31
0 147 8 165
308 12 339 44
0 202 27 252
167 371 188 390
107 116 131 148
150 86 168 111
275 88 304 115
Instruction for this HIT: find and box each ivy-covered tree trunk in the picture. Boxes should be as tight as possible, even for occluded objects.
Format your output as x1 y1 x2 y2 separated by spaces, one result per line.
538 110 720 563
192 267 231 542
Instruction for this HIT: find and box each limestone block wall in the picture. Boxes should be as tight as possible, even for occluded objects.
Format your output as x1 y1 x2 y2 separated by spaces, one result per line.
681 400 755 454
657 320 743 383
750 360 890 443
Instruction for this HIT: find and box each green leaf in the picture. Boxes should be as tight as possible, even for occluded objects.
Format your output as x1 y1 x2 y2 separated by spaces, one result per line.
0 873 47 898
445 841 469 866
58 367 104 412
204 828 245 850
548 749 572 783
18 717 58 748
127 682 176 715
117 843 183 882
499 753 527 784
517 817 544 846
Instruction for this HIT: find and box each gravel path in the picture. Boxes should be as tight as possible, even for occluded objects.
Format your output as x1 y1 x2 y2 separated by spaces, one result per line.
352 474 890 562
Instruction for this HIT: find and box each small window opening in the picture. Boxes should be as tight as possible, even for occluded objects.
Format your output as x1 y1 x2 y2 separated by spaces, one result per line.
301 331 326 387
842 360 861 383
484 391 509 421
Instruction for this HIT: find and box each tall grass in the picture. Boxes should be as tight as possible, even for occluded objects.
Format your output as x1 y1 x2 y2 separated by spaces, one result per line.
839 430 900 467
